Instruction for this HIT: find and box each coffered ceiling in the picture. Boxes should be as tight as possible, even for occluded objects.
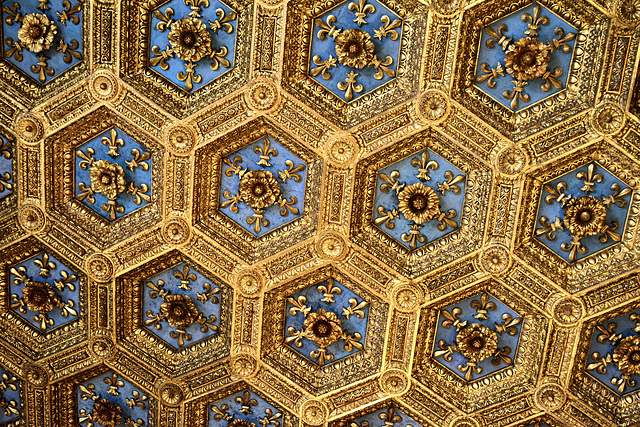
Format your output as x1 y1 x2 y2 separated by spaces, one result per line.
1 0 640 426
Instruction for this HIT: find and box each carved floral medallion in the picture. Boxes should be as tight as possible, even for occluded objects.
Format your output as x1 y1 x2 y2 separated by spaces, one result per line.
77 371 150 427
433 292 523 381
535 162 632 262
150 0 237 92
474 3 577 111
1 0 83 84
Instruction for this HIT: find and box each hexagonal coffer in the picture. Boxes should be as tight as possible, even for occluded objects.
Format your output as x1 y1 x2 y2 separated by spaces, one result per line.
194 118 322 263
1 0 84 85
473 2 577 111
116 251 232 376
262 267 388 395
585 308 640 395
309 0 402 102
534 161 632 263
47 107 163 248
0 237 88 359
149 0 237 92
433 292 523 381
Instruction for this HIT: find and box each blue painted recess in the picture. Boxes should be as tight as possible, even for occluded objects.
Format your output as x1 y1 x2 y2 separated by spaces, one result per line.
0 134 12 199
219 136 307 237
74 127 153 221
77 370 150 427
309 0 402 102
585 309 640 395
474 2 577 111
1 0 83 84
143 262 222 349
535 162 632 263
208 389 284 427
433 292 523 381
0 367 21 424
373 148 466 251
348 406 419 427
285 278 369 366
149 0 237 92
8 251 80 332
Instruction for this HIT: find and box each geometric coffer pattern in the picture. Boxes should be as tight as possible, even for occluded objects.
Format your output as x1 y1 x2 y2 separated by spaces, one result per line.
2 0 640 426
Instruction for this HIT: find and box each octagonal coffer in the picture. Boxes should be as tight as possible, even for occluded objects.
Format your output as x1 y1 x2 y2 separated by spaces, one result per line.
77 370 151 427
219 136 307 236
75 128 153 221
534 161 632 263
149 0 237 92
0 134 13 200
142 262 222 349
207 389 284 427
473 2 577 111
0 366 22 425
585 308 640 395
373 148 466 250
310 0 402 102
433 292 523 381
285 278 369 366
9 251 80 332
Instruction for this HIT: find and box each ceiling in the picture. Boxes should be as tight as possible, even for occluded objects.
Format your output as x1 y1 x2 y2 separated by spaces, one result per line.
0 0 640 426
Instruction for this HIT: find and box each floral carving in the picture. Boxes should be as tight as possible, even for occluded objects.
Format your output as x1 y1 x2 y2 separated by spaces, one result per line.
334 29 375 69
613 335 640 376
18 13 57 52
474 3 577 110
89 160 126 200
2 1 83 84
22 280 60 313
397 183 440 224
563 195 607 239
160 294 199 329
150 0 237 91
434 292 522 381
168 17 212 62
535 162 632 262
504 38 549 81
456 323 498 363
303 309 343 348
238 170 281 210
91 399 122 427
